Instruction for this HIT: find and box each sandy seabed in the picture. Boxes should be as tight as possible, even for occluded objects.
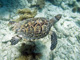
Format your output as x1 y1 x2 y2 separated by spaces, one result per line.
0 0 80 60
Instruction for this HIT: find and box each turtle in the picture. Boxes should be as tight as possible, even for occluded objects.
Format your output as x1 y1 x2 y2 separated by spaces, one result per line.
9 14 62 50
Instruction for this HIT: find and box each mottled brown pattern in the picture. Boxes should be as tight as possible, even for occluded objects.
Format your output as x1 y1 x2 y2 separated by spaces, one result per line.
18 18 51 39
10 14 62 40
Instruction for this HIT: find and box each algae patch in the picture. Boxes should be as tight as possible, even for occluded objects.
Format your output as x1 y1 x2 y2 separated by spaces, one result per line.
12 8 37 22
15 41 42 60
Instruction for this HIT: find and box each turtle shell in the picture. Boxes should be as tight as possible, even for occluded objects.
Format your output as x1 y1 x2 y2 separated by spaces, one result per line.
11 17 52 39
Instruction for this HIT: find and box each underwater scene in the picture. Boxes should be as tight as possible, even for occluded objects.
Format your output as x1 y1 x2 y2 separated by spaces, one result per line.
0 0 80 60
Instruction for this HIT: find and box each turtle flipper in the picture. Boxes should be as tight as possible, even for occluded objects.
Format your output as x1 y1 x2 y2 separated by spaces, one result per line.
10 35 22 45
50 31 57 50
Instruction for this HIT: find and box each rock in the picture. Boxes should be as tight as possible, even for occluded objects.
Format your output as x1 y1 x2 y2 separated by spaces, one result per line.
72 7 78 13
0 1 3 8
76 0 80 2
48 0 63 5
28 0 45 9
72 7 80 13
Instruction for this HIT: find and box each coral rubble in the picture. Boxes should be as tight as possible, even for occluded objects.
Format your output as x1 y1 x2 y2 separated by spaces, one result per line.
35 0 45 9
28 0 45 9
76 34 80 43
0 0 80 60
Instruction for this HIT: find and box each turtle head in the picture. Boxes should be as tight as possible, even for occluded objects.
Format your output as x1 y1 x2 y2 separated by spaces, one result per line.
55 14 62 21
49 14 62 25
